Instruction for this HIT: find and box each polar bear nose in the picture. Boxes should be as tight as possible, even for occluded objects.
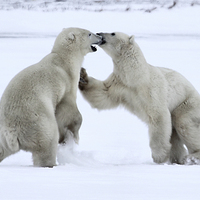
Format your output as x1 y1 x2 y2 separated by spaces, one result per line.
96 33 106 45
96 33 103 37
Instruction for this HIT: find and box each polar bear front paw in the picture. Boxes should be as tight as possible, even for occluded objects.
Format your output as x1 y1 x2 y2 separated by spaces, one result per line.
152 155 167 164
79 68 89 90
152 148 170 164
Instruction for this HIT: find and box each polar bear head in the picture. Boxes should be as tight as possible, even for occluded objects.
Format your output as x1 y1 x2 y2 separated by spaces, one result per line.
96 32 135 59
52 27 103 57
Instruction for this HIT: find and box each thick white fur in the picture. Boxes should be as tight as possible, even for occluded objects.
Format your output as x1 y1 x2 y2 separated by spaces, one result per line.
79 32 200 164
0 27 102 167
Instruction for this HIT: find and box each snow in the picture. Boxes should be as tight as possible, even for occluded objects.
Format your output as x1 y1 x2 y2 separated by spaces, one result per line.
1 0 200 12
0 6 200 200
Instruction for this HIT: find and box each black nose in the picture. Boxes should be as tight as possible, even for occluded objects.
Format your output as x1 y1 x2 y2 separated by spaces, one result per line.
96 32 103 36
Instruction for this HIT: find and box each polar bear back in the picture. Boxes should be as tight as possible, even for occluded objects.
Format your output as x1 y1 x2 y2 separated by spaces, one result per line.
0 53 69 128
158 67 199 112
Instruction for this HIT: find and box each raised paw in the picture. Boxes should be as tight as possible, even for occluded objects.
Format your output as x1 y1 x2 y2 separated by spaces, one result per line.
79 68 89 90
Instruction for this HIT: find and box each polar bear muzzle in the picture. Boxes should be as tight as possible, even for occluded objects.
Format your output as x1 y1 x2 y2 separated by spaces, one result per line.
89 33 103 52
96 33 106 45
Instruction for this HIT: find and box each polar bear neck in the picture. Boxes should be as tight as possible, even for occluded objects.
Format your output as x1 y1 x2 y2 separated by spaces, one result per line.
52 45 84 72
63 54 84 96
51 46 84 97
113 41 149 86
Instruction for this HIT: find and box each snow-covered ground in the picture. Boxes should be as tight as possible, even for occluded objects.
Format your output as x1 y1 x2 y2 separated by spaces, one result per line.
0 6 200 200
1 0 200 12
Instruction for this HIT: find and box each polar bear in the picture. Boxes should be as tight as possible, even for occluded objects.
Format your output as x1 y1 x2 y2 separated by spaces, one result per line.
0 27 102 167
79 31 200 165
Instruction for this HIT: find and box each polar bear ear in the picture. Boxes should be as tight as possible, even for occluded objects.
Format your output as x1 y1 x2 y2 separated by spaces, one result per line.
129 35 135 44
68 32 75 41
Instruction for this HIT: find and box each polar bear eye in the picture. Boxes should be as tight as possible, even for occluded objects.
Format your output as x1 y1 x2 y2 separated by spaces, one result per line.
89 33 91 37
111 33 115 36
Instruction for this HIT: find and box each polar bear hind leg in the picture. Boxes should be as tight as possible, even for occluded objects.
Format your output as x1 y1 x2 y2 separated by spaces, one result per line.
32 132 58 167
31 118 59 167
169 128 187 164
172 99 200 164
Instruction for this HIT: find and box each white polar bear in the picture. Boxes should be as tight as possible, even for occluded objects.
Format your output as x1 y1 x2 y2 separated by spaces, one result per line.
79 31 200 165
0 27 102 167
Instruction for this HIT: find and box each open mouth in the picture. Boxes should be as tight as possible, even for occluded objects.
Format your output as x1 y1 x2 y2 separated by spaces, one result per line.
91 40 105 51
90 36 106 51
91 45 97 52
